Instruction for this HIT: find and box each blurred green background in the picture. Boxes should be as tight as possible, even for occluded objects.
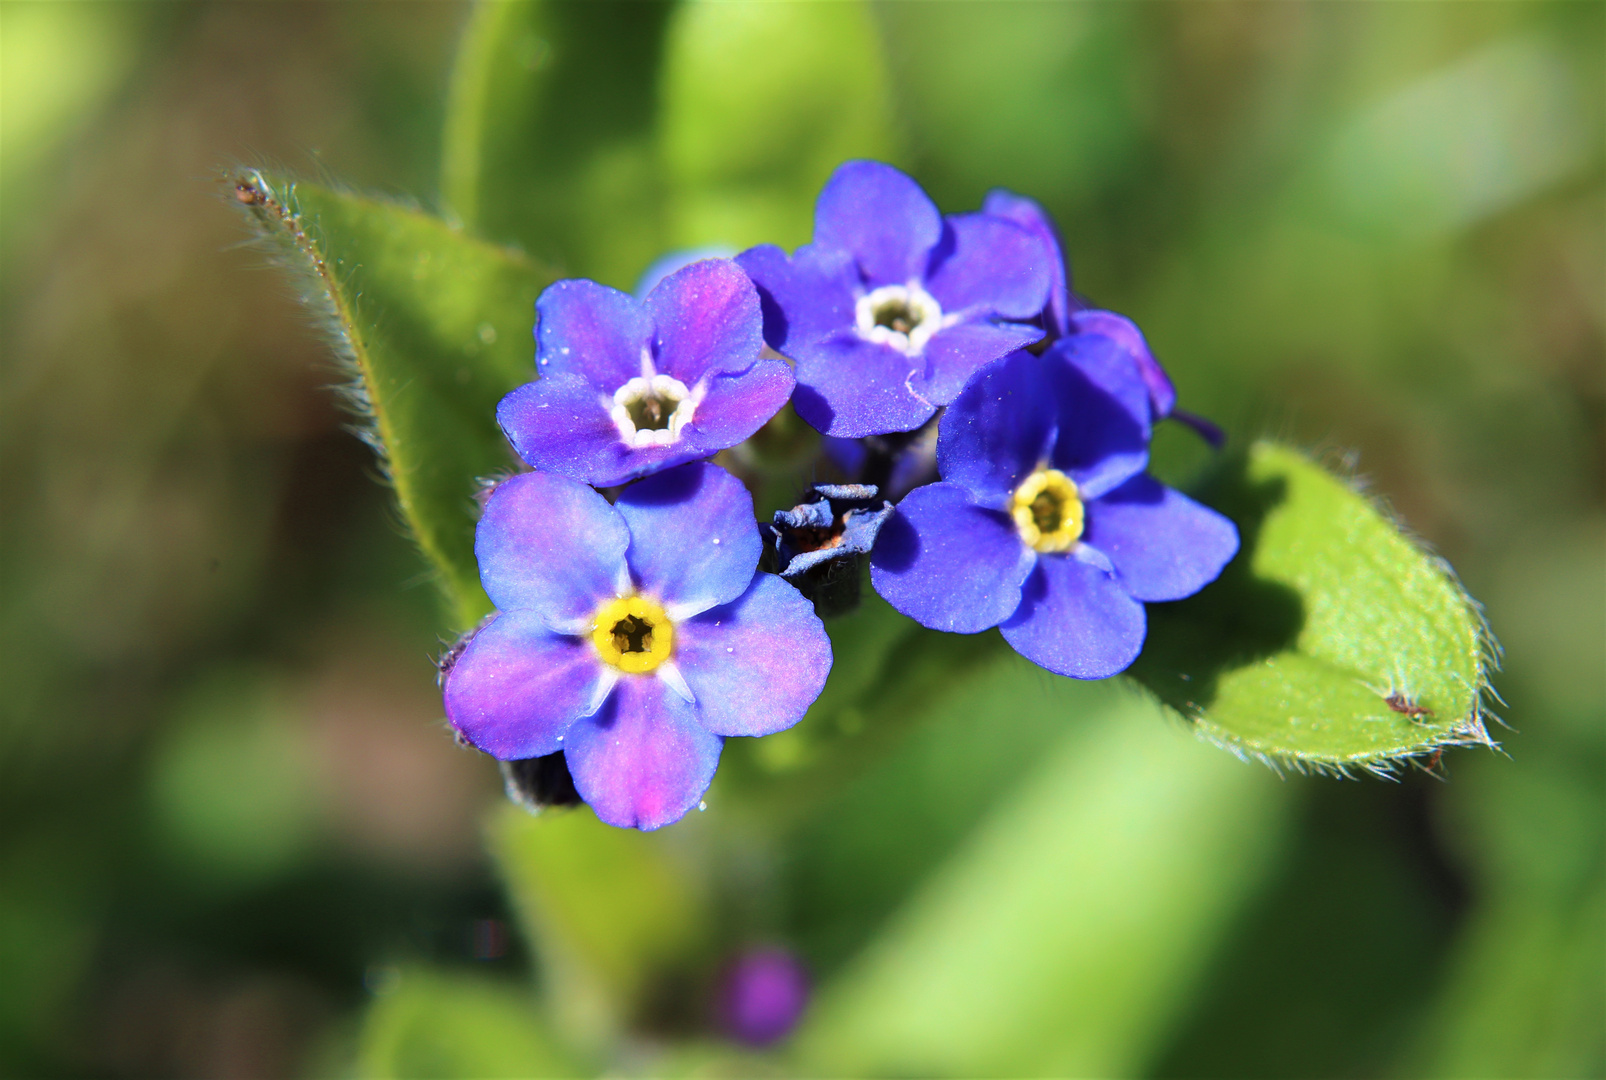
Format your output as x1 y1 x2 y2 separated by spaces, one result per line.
1 2 1601 1077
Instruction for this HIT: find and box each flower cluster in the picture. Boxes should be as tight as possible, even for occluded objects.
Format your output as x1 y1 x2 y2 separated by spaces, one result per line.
442 160 1237 831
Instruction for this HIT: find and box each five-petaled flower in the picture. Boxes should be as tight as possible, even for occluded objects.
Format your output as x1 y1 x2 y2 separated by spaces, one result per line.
869 346 1238 679
737 160 1054 439
497 258 795 487
443 462 831 831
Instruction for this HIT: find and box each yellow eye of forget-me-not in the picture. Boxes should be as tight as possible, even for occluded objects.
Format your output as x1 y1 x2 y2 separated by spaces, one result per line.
1011 468 1084 553
591 595 674 673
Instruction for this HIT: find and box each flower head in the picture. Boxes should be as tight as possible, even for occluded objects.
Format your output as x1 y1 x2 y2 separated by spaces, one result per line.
869 345 1238 679
737 161 1054 439
497 259 795 487
443 462 832 830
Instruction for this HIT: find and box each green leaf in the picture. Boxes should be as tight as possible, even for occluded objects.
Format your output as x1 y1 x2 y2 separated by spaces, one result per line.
793 685 1290 1077
658 0 897 252
1131 440 1494 770
357 968 575 1079
235 171 553 629
441 0 674 288
490 804 710 1050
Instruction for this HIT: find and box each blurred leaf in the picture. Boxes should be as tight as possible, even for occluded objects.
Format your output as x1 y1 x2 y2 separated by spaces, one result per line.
491 805 709 1050
794 690 1289 1077
1132 441 1493 770
1318 32 1599 240
147 668 317 885
441 0 674 287
358 968 575 1079
659 0 896 252
236 171 553 629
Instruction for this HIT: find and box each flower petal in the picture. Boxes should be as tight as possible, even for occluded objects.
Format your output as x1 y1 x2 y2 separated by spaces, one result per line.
646 258 764 383
1068 309 1176 419
1085 474 1239 602
919 321 1047 407
678 356 795 457
1044 337 1150 499
615 462 762 617
536 278 651 387
792 333 936 438
870 481 1035 633
813 160 942 286
497 375 705 488
982 189 1072 337
676 574 831 737
444 613 606 759
923 213 1054 320
999 554 1146 679
564 675 723 831
475 470 627 625
936 349 1057 506
736 242 858 352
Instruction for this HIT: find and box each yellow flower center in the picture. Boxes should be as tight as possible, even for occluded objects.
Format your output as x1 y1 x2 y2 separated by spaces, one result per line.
1011 468 1084 553
591 595 674 674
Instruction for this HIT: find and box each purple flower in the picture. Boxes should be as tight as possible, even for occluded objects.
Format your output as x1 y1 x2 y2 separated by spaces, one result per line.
716 947 810 1047
497 259 795 487
870 345 1238 679
981 190 1184 429
442 462 832 831
737 161 1054 439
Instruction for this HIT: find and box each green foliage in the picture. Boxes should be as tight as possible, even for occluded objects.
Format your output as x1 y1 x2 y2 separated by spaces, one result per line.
358 968 573 1079
236 171 554 629
659 0 896 253
441 0 674 288
491 805 710 1049
792 678 1289 1077
1133 442 1493 770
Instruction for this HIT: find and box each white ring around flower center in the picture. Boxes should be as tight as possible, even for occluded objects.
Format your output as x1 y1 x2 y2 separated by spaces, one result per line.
611 374 697 448
856 283 944 356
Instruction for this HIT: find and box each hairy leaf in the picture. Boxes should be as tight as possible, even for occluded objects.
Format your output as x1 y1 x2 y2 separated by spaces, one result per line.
1132 441 1494 770
234 171 552 629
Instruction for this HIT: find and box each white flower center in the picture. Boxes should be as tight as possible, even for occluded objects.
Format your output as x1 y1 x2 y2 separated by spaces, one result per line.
611 374 697 448
856 283 944 356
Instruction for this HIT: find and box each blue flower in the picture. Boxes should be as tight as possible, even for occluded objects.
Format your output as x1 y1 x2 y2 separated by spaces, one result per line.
737 161 1054 439
870 346 1238 679
497 259 795 487
442 462 832 831
981 190 1189 432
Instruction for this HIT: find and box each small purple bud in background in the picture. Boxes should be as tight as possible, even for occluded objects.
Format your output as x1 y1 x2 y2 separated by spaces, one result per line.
716 946 810 1047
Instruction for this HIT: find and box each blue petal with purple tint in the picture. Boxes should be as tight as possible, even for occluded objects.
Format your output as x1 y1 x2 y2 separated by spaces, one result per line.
999 554 1147 679
936 349 1057 507
563 675 724 832
614 463 761 617
536 279 651 387
870 482 1036 633
474 472 627 628
923 213 1053 321
444 614 607 760
676 574 832 738
1084 475 1239 602
812 160 942 286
